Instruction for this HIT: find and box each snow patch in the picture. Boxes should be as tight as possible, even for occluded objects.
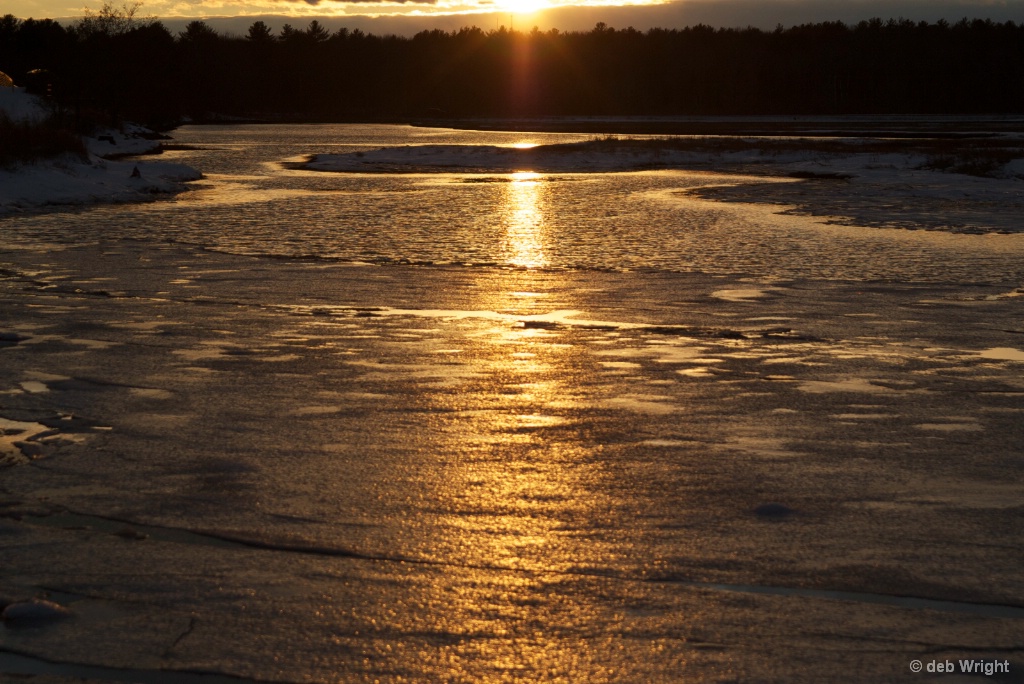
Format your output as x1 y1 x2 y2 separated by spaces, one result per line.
0 157 202 215
1 86 200 215
85 122 164 158
0 87 47 123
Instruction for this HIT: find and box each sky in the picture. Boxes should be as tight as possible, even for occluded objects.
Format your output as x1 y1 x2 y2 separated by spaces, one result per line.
8 0 1024 36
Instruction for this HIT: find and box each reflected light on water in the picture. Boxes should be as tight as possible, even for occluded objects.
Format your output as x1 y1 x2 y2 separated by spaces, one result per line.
503 172 546 269
419 264 604 583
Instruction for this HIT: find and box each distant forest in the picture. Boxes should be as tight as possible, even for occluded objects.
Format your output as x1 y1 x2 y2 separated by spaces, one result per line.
2 5 1024 128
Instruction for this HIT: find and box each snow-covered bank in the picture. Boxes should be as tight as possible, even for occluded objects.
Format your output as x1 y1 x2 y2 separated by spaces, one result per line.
0 156 202 215
84 122 168 158
0 86 47 123
0 87 201 215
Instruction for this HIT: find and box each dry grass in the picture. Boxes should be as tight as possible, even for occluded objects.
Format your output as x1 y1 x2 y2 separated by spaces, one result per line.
0 115 89 167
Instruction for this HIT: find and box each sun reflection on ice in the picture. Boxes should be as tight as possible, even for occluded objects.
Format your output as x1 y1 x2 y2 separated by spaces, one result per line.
406 262 613 584
502 171 546 269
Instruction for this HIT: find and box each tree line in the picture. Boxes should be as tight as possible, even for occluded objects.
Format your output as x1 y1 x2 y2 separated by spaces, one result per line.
2 4 1023 129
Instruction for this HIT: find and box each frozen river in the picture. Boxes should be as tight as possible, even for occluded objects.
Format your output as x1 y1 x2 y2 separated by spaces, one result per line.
0 124 1022 682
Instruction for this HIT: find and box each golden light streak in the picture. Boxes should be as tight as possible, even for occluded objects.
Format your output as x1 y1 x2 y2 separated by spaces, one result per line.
502 172 546 269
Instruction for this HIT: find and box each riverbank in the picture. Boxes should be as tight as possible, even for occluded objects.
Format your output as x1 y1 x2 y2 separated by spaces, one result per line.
0 88 201 216
0 156 202 216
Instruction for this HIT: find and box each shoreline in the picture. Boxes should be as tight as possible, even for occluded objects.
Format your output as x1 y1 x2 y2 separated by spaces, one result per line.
0 128 202 217
0 155 202 217
0 88 202 216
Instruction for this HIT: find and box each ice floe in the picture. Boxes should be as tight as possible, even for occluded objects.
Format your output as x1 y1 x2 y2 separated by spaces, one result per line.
1 598 72 628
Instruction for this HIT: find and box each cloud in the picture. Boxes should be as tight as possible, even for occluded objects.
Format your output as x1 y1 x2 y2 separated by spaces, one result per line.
282 0 439 5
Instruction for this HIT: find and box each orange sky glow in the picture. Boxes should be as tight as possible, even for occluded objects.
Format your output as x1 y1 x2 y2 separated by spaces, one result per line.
6 0 1024 36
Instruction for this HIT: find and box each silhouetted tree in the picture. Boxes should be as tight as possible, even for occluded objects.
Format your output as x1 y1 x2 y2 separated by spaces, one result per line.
246 20 274 43
279 24 298 43
5 14 1024 122
73 1 151 38
306 20 329 43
